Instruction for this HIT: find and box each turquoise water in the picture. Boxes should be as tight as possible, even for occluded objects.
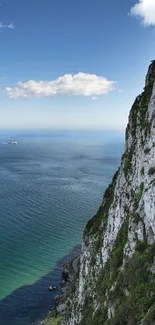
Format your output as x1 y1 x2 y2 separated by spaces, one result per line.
0 130 124 324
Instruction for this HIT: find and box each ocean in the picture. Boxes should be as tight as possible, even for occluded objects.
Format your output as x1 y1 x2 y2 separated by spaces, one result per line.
0 130 124 325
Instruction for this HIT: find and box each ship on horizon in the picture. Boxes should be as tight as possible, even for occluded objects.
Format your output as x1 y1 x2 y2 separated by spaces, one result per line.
8 140 18 144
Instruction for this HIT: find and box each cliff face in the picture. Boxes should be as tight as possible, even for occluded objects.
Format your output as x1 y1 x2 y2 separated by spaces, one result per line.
63 61 155 325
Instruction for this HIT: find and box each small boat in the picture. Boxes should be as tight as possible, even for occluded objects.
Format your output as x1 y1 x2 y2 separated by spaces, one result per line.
48 285 57 292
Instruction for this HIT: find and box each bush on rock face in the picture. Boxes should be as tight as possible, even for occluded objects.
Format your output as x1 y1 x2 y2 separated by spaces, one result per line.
148 167 155 176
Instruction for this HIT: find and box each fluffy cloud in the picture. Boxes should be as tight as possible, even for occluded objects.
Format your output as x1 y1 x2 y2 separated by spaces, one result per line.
5 73 116 99
0 22 15 29
130 0 155 26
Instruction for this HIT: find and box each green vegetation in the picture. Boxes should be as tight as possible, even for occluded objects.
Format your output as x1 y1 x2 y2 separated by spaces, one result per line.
88 242 155 325
124 157 132 178
130 212 141 225
78 220 129 325
42 316 61 325
79 296 95 325
77 223 155 325
110 218 129 279
128 61 155 141
64 62 155 325
143 304 155 325
148 167 155 176
135 240 147 253
139 70 155 135
109 243 155 324
75 186 155 325
141 167 144 175
129 97 140 138
85 169 120 268
134 183 144 210
144 147 151 154
85 169 119 236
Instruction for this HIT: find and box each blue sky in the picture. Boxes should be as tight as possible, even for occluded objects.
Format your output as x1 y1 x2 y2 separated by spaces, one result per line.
0 0 155 130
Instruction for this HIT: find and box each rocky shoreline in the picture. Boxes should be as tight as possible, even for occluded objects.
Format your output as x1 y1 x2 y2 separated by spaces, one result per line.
53 255 80 315
35 254 80 325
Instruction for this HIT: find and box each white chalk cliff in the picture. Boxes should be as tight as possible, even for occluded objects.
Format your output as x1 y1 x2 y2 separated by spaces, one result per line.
63 61 155 325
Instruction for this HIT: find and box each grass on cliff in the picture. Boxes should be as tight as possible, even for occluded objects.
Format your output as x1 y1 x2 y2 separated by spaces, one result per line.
126 60 155 143
78 217 155 325
42 316 61 325
85 169 119 236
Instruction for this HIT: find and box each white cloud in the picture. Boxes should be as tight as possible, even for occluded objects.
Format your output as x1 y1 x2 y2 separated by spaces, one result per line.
0 3 15 29
130 0 155 26
5 73 116 99
0 21 15 29
7 23 15 29
92 96 98 101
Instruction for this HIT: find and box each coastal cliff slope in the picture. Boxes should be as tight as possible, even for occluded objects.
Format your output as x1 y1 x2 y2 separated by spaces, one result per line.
61 61 155 325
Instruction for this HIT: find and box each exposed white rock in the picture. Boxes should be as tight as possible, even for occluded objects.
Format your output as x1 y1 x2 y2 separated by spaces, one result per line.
108 304 115 319
64 62 155 325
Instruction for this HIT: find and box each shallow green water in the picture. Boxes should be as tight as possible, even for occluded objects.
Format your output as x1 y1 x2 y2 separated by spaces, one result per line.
0 130 124 324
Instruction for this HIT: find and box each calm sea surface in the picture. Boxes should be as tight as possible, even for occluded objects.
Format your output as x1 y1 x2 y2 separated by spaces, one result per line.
0 130 124 325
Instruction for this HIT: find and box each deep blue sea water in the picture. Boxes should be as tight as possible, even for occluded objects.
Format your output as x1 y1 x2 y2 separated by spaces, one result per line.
0 130 124 325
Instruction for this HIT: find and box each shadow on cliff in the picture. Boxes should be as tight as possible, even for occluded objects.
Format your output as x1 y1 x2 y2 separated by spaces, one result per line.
0 244 81 325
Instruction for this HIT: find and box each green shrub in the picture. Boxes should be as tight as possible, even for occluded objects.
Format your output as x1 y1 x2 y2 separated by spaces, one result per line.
85 169 119 235
93 307 108 325
141 167 144 175
109 241 155 324
144 148 151 154
110 219 129 279
130 212 141 225
124 157 132 178
134 183 144 210
136 240 147 253
148 167 155 176
143 304 155 325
